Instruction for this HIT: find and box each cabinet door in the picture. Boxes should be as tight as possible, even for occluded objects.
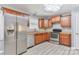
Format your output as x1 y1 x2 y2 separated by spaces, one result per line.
61 16 71 27
35 34 41 45
43 33 47 41
51 16 60 23
55 16 60 22
59 33 71 46
38 19 44 28
40 34 44 43
51 17 55 23
45 33 48 41
35 34 43 45
43 33 50 41
47 33 51 41
59 34 63 44
44 20 48 28
48 19 52 27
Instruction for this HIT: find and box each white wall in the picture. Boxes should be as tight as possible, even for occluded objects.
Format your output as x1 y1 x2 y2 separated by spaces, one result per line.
29 15 39 30
0 7 4 55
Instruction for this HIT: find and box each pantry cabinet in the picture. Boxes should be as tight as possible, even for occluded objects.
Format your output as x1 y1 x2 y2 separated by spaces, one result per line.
61 16 71 27
59 32 71 46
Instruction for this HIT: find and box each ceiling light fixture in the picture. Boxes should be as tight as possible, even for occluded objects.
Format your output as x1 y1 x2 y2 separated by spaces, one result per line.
44 4 63 12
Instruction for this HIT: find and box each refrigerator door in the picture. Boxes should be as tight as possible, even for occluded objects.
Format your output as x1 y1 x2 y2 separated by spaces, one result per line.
17 16 27 54
4 13 16 55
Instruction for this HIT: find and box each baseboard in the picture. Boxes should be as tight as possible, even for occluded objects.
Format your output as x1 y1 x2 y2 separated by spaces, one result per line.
71 47 79 49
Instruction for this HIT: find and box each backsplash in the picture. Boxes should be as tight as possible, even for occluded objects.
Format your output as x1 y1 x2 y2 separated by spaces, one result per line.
38 23 71 32
52 23 71 32
52 23 62 29
62 28 71 32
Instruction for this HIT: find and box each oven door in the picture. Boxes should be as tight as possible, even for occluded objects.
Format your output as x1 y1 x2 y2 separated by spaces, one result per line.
51 32 59 41
51 33 58 38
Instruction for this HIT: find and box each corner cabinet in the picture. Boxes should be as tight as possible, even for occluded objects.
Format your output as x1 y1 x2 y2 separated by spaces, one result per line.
35 32 51 45
61 16 71 27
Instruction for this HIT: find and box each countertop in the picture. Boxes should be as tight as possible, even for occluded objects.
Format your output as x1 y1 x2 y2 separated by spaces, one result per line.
26 31 71 35
59 32 71 34
26 31 52 35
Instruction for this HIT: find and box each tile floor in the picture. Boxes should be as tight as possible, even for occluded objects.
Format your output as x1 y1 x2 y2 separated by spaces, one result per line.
23 42 79 55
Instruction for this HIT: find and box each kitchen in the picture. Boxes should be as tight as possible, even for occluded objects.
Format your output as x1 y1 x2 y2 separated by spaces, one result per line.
0 4 79 55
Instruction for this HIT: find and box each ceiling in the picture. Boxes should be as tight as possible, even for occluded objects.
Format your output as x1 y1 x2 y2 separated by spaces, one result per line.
2 4 79 16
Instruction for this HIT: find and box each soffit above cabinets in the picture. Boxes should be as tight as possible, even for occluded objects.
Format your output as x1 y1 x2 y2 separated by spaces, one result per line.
2 4 79 16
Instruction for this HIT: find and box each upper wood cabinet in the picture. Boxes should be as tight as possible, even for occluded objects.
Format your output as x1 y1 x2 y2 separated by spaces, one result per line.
61 16 71 27
3 7 29 16
38 17 52 28
51 16 60 23
48 19 52 28
38 18 44 28
44 20 48 28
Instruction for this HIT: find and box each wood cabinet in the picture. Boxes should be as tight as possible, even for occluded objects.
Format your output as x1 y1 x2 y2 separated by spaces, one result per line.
38 17 52 28
44 20 48 28
51 16 60 23
48 19 52 28
38 18 44 28
35 32 51 45
45 33 51 41
61 16 71 27
59 33 71 46
3 7 28 16
38 16 60 28
35 34 42 45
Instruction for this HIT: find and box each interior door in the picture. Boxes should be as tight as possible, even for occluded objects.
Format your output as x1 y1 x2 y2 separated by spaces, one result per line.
17 16 27 54
72 12 79 49
4 13 16 55
74 13 79 49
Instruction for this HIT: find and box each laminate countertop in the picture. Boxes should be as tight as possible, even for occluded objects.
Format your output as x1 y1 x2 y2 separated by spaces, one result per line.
59 32 71 34
26 31 52 35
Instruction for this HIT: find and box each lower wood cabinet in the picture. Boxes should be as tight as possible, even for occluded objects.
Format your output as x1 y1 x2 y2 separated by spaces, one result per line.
35 32 51 45
35 34 41 45
59 33 71 46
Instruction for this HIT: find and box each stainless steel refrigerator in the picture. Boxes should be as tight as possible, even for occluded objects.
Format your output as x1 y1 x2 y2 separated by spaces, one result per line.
4 13 28 55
